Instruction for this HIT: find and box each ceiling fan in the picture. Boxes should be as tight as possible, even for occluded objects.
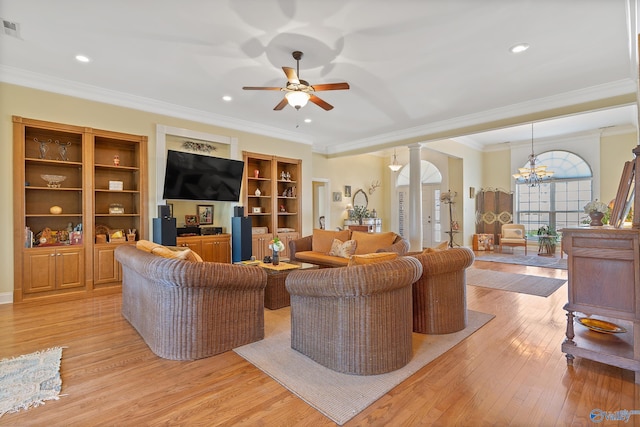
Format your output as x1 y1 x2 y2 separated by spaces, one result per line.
243 51 350 111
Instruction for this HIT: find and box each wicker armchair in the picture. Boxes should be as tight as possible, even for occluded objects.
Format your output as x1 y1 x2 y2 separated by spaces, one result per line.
285 257 423 375
115 245 267 360
409 247 475 334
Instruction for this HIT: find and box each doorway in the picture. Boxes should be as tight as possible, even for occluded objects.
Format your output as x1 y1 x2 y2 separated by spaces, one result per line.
312 178 330 230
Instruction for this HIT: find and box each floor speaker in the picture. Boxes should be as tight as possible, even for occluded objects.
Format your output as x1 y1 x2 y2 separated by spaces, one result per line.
232 217 252 262
153 217 177 246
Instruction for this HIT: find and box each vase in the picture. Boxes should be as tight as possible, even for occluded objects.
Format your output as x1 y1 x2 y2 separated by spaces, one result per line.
589 211 604 226
272 249 279 266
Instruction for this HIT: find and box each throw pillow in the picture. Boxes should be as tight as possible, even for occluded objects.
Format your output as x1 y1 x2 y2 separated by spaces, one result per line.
328 239 357 258
503 228 523 238
348 252 398 266
136 239 159 253
136 239 203 262
351 231 397 255
422 241 449 254
312 228 352 253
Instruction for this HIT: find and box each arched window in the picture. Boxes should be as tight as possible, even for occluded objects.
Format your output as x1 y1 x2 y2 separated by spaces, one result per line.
397 160 443 186
516 150 592 236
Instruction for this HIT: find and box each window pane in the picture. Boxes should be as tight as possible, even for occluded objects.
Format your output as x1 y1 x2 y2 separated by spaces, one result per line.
515 151 592 235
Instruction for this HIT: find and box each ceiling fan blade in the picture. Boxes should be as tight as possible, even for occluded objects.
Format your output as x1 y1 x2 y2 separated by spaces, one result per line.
311 82 350 91
309 94 333 111
274 98 288 110
282 67 300 85
243 86 283 91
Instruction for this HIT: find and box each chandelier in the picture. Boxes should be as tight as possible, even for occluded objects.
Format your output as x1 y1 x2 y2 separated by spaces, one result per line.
388 148 402 172
512 124 553 187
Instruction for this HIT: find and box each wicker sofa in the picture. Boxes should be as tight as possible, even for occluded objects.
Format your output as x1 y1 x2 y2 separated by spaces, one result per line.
409 247 475 334
289 228 409 268
285 256 423 375
115 244 267 360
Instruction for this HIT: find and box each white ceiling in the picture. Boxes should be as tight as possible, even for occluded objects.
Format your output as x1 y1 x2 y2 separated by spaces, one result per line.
0 0 638 156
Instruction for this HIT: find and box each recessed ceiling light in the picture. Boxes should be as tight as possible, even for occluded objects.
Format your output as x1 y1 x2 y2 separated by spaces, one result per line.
304 118 312 123
75 54 90 63
509 43 530 54
222 95 232 102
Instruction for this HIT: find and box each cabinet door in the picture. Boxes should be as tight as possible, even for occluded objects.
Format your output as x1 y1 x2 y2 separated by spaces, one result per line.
201 238 215 262
278 232 299 260
23 250 56 293
177 238 203 257
252 234 273 261
212 235 231 263
56 247 85 289
94 245 120 285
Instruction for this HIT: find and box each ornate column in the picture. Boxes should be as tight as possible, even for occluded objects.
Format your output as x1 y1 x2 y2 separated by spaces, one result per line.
408 143 423 251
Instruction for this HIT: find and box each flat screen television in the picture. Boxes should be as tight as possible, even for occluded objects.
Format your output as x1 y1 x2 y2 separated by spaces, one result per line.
162 150 245 202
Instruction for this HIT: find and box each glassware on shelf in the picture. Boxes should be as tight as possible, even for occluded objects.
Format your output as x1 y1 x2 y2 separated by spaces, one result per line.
40 174 66 188
56 140 71 161
34 138 50 159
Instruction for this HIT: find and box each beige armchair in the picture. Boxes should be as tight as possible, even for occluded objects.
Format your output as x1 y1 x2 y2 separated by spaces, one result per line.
498 224 527 255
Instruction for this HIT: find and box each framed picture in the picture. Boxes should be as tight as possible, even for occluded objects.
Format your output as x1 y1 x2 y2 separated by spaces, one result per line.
344 185 352 198
197 204 214 225
185 215 199 226
333 191 342 202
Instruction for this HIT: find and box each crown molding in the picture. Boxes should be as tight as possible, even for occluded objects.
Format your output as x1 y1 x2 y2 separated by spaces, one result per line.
321 79 637 155
0 65 313 146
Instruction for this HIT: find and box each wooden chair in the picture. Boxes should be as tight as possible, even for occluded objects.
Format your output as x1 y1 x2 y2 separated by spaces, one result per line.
498 224 527 255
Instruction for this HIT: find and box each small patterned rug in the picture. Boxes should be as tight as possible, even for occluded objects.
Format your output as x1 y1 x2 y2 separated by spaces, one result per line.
0 347 63 417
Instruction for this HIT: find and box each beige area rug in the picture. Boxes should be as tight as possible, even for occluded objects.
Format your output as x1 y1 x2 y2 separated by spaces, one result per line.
0 347 63 417
234 308 494 425
474 252 567 270
467 268 567 297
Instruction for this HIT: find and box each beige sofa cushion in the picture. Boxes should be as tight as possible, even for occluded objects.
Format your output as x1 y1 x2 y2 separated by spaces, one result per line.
328 239 357 258
136 240 203 262
294 251 351 267
351 231 397 255
503 228 523 238
312 229 352 253
422 241 449 254
348 252 398 266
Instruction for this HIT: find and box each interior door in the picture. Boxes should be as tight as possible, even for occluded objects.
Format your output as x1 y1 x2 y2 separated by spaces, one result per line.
422 186 442 247
398 186 441 248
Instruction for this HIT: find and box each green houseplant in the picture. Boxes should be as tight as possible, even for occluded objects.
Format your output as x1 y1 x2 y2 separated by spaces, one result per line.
537 225 558 255
351 206 370 225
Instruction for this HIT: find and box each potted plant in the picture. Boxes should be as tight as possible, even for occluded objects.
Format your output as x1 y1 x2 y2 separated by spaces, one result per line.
351 206 370 225
583 200 608 226
537 225 557 256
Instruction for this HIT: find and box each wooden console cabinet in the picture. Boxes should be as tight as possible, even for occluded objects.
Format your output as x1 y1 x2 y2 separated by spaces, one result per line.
176 235 231 263
561 227 640 383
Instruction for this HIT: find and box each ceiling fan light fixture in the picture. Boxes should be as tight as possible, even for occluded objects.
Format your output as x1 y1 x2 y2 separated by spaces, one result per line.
285 91 310 109
388 148 402 172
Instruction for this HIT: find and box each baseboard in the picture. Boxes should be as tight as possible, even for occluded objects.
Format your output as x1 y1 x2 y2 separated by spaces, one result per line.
0 292 14 304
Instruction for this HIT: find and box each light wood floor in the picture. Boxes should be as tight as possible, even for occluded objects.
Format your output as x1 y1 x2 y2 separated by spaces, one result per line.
2 253 640 426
